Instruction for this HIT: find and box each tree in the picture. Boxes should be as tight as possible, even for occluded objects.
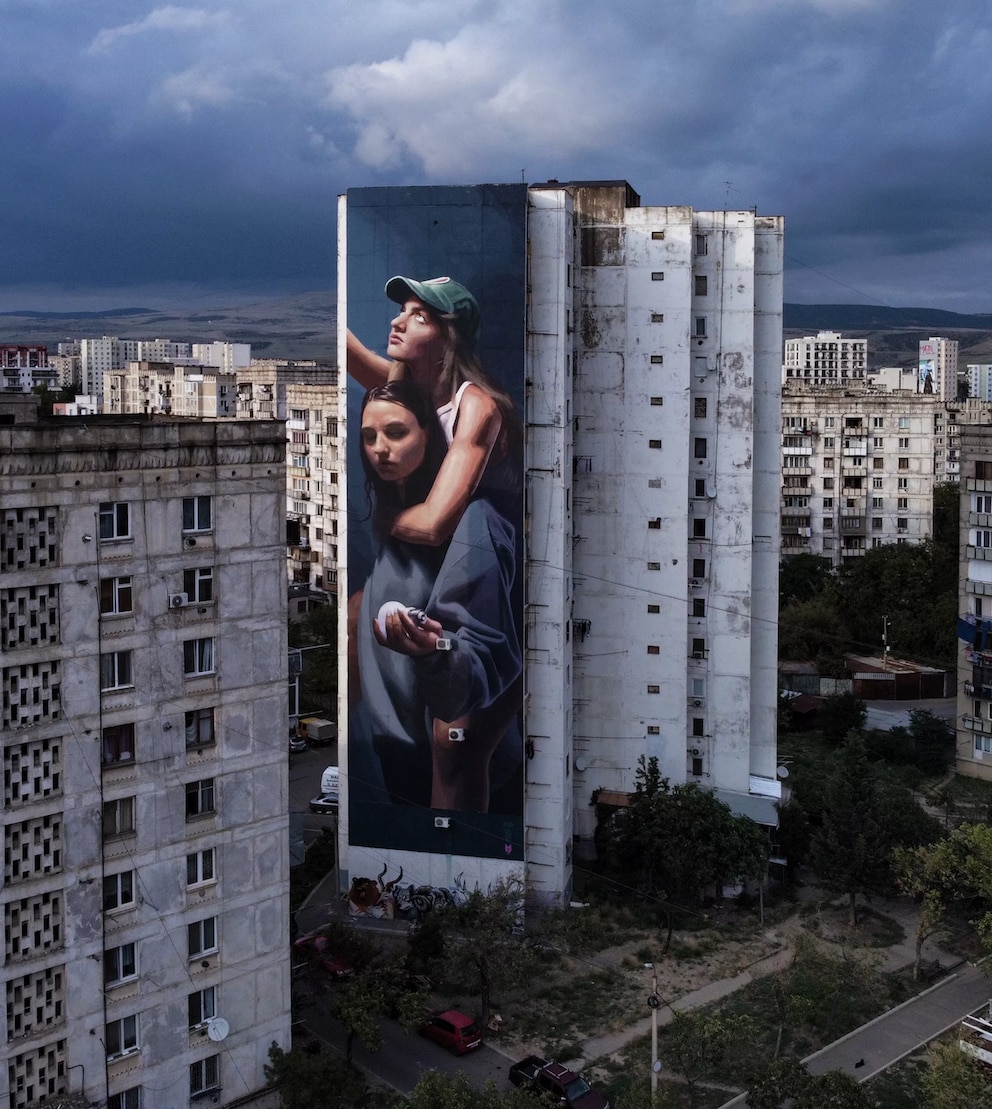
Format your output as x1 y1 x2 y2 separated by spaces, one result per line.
779 554 835 604
432 876 535 1026
264 1042 367 1109
663 1011 757 1105
778 594 848 664
921 1041 992 1109
807 732 894 924
333 956 427 1065
907 709 955 775
748 1057 876 1109
896 823 992 977
819 693 867 744
407 1071 540 1109
605 757 768 912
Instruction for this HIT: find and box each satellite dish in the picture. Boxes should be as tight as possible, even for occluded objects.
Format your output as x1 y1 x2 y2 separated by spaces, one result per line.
206 1016 230 1042
776 765 790 779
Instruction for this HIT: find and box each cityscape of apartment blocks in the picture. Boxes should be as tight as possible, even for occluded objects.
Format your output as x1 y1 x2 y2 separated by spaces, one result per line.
781 332 992 567
4 329 989 585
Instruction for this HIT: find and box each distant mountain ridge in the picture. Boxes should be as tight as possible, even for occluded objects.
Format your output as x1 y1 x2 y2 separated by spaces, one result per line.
784 303 992 331
2 295 991 363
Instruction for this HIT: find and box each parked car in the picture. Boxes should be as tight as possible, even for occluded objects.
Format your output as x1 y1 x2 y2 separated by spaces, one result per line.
419 1009 483 1055
308 793 338 815
289 734 308 754
292 931 354 980
509 1056 609 1108
299 716 337 746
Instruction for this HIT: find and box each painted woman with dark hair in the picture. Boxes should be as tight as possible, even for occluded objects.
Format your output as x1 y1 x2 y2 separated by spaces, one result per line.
348 275 522 544
355 379 522 813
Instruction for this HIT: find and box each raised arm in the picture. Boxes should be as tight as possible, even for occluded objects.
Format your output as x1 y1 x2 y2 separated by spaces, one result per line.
346 328 395 389
390 386 502 547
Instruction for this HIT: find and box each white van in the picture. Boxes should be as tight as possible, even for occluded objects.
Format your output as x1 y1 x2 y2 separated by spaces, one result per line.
320 766 340 800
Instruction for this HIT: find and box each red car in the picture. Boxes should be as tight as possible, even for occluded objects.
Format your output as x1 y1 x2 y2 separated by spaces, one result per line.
292 931 354 980
419 1009 483 1055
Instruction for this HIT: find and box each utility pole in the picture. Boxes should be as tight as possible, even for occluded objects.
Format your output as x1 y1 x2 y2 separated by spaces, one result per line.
882 615 890 670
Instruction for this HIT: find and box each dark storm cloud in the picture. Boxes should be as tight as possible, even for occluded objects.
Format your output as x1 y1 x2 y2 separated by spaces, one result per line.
2 0 990 311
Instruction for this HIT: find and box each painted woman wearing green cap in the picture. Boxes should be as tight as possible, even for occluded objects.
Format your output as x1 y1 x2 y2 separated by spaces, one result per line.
347 275 521 546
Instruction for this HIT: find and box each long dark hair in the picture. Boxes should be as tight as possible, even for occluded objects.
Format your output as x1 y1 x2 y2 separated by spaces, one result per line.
360 380 448 541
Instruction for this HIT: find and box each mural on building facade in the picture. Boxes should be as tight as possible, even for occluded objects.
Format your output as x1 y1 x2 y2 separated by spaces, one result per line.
345 185 527 860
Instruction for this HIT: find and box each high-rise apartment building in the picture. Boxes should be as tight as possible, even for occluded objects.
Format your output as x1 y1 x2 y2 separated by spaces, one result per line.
783 331 867 387
339 182 784 906
1 414 291 1109
919 336 960 401
957 423 992 780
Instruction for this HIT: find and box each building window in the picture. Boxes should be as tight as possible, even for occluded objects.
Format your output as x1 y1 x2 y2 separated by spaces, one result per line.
102 797 135 839
100 651 133 691
650 354 664 364
871 497 883 509
106 1015 139 1059
102 723 135 765
100 577 133 616
897 497 908 510
694 478 706 497
651 271 665 282
692 518 707 539
103 871 135 912
185 779 215 821
873 457 884 470
692 718 705 737
898 477 908 490
648 439 662 449
898 458 909 470
650 396 663 406
694 275 708 296
692 598 705 617
694 234 708 256
188 987 217 1030
694 397 707 418
872 417 884 428
647 603 660 613
872 477 883 489
824 517 834 528
692 559 706 578
694 317 707 338
823 457 834 469
647 561 661 570
647 684 660 694
648 518 661 530
898 416 910 429
873 437 883 448
898 437 910 449
647 724 660 734
185 708 215 749
647 645 660 655
822 477 834 490
108 1088 141 1109
822 498 833 510
694 438 707 459
691 638 706 658
871 517 882 529
691 757 703 777
188 917 218 960
823 437 835 449
99 503 131 541
897 518 908 530
190 1055 220 1100
183 568 214 604
187 848 216 887
183 638 215 677
182 496 212 533
104 943 137 987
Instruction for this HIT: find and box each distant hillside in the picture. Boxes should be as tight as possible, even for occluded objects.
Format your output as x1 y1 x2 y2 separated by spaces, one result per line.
784 303 992 331
2 295 991 365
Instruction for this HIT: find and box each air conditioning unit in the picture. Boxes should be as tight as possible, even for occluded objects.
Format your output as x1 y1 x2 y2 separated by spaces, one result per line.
690 747 701 756
169 593 189 609
692 699 702 707
183 536 197 549
965 682 976 695
689 578 700 587
434 816 451 829
691 651 704 660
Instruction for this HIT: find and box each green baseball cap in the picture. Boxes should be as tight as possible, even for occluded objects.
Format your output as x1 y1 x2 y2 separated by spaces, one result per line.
385 275 479 337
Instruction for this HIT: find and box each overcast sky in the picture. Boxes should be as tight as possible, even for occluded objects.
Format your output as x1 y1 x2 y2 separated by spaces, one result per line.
3 0 990 313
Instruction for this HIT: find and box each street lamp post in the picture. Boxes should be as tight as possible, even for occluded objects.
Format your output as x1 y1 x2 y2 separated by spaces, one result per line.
645 963 661 1103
